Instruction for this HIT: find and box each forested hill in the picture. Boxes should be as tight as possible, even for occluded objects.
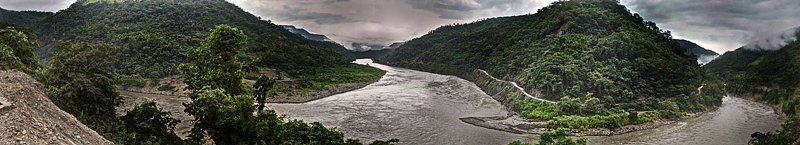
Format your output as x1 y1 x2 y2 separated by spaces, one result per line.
704 26 800 90
381 0 723 105
675 39 718 56
703 26 800 144
0 8 53 28
675 39 719 64
32 0 356 78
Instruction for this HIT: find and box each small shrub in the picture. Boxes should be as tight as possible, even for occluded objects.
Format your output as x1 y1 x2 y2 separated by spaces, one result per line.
157 84 177 92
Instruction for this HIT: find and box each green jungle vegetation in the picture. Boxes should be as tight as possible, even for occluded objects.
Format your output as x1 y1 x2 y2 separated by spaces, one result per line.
1 18 396 144
0 21 44 75
704 31 800 145
380 0 725 131
29 0 381 89
508 128 586 145
0 8 53 28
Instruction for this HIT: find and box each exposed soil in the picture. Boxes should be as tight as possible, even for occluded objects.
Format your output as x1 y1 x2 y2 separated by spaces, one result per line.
0 69 112 145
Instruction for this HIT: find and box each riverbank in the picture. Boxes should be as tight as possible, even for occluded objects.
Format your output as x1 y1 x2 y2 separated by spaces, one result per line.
118 78 381 103
266 79 380 103
460 106 718 136
458 69 724 136
727 93 787 120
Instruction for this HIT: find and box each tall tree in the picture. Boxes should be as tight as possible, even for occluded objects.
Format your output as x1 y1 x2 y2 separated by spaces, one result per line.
180 25 387 145
180 24 250 96
0 21 42 75
44 40 121 129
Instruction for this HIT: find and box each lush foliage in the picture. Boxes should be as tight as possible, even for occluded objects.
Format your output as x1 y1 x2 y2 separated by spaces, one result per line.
0 8 53 28
706 31 800 145
0 21 43 75
508 128 587 145
32 0 356 79
381 0 723 129
179 24 251 96
41 40 124 139
119 101 185 144
381 0 721 104
180 25 395 144
43 41 121 120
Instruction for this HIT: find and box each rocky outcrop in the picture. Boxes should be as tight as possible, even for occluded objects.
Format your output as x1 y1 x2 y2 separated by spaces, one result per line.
0 70 112 145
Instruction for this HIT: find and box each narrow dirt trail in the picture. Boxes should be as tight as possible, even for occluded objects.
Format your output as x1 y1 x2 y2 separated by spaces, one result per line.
476 69 555 103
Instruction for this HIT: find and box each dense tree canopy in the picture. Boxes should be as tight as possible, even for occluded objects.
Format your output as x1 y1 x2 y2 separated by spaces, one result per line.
0 8 53 28
381 0 724 130
41 41 122 139
381 0 721 109
119 101 184 144
0 21 43 75
32 0 355 79
180 24 250 96
181 25 394 144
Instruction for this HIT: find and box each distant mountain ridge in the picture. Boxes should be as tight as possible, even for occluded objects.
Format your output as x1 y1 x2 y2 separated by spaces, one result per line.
705 26 800 84
351 42 405 52
675 39 719 64
280 25 332 42
0 8 53 28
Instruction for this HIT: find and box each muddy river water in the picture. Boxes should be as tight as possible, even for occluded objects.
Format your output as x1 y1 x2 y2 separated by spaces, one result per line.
119 59 783 144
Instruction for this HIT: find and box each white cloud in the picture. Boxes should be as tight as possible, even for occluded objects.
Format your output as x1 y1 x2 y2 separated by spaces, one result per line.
0 0 76 12
621 0 800 53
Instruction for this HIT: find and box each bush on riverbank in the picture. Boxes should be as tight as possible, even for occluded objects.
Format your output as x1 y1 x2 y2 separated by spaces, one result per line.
508 128 586 145
516 94 710 130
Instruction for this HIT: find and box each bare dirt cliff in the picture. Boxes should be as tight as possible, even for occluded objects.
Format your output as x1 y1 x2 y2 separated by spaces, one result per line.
0 70 112 145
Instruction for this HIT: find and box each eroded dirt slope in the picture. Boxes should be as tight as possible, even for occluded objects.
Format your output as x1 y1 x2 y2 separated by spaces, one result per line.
0 70 112 145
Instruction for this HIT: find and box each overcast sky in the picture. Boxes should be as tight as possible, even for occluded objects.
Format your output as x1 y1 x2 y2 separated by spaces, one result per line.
1 0 799 53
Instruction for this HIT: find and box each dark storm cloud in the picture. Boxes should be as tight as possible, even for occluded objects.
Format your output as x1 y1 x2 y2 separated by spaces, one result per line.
622 0 800 53
274 5 352 25
405 0 541 19
228 0 549 50
0 0 76 12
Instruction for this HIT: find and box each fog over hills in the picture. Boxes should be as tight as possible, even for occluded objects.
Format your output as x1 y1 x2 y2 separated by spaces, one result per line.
350 42 405 52
675 39 719 64
742 26 800 51
280 25 332 42
280 24 405 52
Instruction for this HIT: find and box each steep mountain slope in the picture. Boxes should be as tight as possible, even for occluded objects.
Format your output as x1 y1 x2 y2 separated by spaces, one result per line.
704 26 800 144
32 0 357 79
280 25 331 42
676 39 718 56
381 0 722 108
0 8 53 28
705 26 800 88
675 39 719 64
0 70 112 145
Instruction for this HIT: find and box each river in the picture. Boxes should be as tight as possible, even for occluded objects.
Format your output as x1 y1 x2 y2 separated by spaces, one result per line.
118 59 784 144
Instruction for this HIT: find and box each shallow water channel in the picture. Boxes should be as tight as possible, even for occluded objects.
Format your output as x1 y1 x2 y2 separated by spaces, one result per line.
119 59 784 144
